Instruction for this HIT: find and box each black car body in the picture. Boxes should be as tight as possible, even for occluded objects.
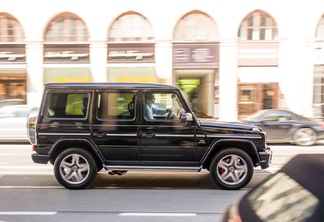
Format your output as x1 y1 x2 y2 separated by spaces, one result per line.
223 154 324 222
28 82 272 190
243 109 324 146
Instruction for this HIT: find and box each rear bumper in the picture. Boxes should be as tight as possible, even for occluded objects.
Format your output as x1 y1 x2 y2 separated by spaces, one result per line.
31 153 50 164
258 147 272 169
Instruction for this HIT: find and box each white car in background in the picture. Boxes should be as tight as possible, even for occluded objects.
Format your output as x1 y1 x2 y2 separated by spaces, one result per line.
0 105 37 142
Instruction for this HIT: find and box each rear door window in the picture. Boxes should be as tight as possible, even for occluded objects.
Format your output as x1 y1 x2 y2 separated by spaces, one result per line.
96 91 135 120
45 92 89 119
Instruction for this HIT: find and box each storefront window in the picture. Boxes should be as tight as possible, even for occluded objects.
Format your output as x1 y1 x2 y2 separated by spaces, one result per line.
316 16 324 39
173 11 218 42
238 83 277 117
44 13 88 42
44 68 92 83
313 65 324 119
107 67 157 83
238 84 256 117
0 72 26 106
0 13 24 42
108 12 154 42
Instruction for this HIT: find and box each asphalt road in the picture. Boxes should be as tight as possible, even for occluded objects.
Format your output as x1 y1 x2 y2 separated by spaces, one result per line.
0 143 324 222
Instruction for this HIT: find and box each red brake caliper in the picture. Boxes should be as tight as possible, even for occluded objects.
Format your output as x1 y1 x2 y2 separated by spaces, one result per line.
219 158 227 174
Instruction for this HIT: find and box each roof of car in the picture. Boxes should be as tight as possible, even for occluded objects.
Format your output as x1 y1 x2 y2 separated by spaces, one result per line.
279 153 324 198
45 82 179 90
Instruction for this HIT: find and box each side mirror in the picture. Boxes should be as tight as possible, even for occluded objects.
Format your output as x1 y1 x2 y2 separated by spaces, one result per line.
180 112 193 125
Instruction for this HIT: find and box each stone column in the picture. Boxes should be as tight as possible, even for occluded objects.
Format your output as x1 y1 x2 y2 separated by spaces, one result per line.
155 41 173 85
218 38 239 121
90 41 107 82
25 42 44 107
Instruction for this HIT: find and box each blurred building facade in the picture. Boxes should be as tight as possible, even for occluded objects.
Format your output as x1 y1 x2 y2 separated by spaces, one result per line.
1 0 324 120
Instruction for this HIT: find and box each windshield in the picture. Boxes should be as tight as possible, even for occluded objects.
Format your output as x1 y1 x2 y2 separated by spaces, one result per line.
243 110 268 121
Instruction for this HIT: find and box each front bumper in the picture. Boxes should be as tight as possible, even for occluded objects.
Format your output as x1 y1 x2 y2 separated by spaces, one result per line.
258 147 272 169
31 153 50 164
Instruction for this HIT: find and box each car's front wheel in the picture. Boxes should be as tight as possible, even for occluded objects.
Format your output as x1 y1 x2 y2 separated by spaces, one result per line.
293 128 316 146
209 148 254 190
54 148 97 189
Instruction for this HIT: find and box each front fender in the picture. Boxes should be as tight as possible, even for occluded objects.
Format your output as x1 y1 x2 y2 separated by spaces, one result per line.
200 138 261 166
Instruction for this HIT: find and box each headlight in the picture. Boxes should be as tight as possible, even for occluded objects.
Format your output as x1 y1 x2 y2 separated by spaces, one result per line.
252 127 261 132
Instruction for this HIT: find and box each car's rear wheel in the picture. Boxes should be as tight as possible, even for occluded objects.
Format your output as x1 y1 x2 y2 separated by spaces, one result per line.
209 148 254 190
54 148 97 189
293 128 316 146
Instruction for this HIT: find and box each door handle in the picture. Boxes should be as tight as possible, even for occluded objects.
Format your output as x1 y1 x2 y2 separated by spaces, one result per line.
95 132 105 137
144 133 155 138
278 125 289 128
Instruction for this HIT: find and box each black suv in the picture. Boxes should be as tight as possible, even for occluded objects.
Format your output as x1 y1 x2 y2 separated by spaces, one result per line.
28 82 272 190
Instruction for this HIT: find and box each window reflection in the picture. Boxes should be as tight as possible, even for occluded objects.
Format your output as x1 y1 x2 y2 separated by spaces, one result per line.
248 173 318 222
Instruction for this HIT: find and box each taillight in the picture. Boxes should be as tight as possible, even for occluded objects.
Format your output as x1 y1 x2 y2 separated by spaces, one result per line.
32 144 37 151
225 203 242 222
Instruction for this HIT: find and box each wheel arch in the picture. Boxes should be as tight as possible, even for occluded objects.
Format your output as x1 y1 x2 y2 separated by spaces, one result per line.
48 138 104 169
201 139 260 169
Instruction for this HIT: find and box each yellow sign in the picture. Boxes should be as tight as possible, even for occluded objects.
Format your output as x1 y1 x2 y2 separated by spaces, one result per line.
53 78 91 82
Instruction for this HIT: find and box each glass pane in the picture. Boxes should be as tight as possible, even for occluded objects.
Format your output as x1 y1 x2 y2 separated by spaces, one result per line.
173 12 218 41
0 15 24 42
239 11 277 40
45 15 88 42
313 65 324 119
46 92 89 118
108 13 154 42
248 173 318 222
97 91 135 120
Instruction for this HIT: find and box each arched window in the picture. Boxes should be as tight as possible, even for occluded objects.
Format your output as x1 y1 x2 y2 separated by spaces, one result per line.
108 12 154 42
238 10 278 40
173 11 218 41
316 15 324 39
0 13 24 42
45 13 89 42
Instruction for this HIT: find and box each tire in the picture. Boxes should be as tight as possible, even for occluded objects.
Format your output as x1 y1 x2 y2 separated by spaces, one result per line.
54 148 98 189
209 148 254 190
293 128 316 146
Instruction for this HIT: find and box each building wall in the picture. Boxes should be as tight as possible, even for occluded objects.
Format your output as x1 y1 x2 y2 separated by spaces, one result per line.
0 0 324 119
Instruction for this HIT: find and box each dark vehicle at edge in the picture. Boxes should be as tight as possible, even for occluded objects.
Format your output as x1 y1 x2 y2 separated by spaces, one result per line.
243 109 324 146
28 82 272 190
222 154 324 222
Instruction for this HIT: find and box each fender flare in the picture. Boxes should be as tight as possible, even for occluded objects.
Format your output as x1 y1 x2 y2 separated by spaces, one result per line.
48 137 105 164
200 138 260 165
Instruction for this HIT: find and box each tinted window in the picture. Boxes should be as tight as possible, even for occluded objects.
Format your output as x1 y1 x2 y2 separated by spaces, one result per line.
97 91 135 120
46 92 89 118
262 111 294 121
144 92 185 121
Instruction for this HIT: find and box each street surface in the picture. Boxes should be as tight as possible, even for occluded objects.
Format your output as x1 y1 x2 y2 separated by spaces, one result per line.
0 142 324 222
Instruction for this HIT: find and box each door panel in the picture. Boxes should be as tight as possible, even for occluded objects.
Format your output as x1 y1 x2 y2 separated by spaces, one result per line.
92 90 139 161
140 91 196 163
141 122 196 161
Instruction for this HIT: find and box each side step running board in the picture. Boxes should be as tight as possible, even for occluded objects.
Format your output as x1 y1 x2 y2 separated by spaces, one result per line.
103 165 202 172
